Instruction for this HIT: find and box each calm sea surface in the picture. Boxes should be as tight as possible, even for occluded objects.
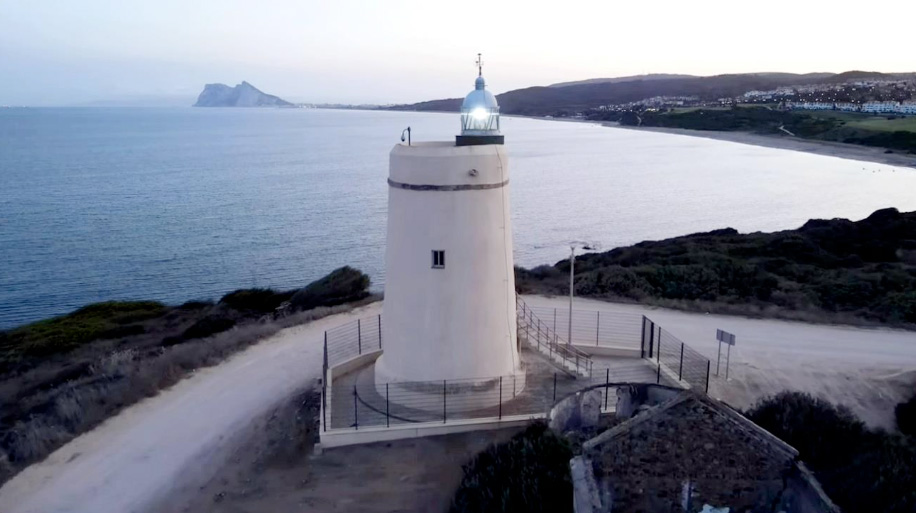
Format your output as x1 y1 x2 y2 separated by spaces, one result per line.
2 107 916 329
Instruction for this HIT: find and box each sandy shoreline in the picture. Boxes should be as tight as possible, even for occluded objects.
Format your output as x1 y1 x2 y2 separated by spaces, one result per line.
609 123 916 169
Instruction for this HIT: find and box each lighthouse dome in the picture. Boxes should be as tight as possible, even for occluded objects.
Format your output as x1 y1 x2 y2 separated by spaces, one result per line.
460 75 500 136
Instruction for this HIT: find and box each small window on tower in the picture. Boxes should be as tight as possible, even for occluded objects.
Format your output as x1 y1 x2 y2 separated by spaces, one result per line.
431 250 445 269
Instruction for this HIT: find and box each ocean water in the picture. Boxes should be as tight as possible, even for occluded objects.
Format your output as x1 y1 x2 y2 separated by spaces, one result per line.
2 107 916 330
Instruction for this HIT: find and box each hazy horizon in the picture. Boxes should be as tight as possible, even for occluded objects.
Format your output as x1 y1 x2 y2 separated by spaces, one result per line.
2 0 913 106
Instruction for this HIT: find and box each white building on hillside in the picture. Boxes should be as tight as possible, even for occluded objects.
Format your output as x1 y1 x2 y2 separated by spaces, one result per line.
862 101 898 114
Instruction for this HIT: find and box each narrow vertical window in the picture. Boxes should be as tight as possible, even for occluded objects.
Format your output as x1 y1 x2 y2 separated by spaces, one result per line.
432 250 445 269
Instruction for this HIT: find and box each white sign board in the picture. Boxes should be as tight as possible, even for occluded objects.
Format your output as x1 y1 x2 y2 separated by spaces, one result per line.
716 329 736 346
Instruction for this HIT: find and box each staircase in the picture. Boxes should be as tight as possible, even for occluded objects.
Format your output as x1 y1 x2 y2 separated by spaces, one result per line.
517 297 593 378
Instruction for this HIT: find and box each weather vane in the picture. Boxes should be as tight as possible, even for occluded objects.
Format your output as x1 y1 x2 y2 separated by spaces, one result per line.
476 53 483 77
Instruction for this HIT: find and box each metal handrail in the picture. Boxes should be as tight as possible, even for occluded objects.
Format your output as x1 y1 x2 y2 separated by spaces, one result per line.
516 296 593 377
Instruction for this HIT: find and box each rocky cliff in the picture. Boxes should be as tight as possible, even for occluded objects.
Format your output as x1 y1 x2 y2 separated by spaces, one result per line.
193 81 294 107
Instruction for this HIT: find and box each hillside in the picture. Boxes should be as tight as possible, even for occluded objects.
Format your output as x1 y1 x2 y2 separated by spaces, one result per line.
193 81 295 107
516 208 916 326
392 71 909 116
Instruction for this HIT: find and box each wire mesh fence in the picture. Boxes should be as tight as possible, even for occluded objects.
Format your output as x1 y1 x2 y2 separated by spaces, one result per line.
324 314 382 368
652 325 710 392
320 305 712 434
327 360 666 430
529 305 644 350
517 299 593 377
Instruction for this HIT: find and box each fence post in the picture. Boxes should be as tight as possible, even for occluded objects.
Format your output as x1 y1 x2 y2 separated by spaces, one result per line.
554 308 557 332
378 314 382 350
553 373 557 402
357 319 362 354
705 360 711 394
513 374 517 397
353 385 358 430
323 332 328 432
679 343 684 381
648 321 655 359
596 311 600 346
443 380 447 423
386 383 390 427
604 368 610 410
499 376 503 419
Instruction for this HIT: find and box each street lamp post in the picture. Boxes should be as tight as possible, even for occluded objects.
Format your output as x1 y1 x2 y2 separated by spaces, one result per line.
568 242 596 346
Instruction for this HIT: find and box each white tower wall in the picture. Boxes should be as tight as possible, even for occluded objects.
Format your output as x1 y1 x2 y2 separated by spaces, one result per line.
375 141 519 383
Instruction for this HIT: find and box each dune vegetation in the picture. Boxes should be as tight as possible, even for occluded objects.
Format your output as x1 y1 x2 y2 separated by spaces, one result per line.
0 266 373 485
517 208 916 327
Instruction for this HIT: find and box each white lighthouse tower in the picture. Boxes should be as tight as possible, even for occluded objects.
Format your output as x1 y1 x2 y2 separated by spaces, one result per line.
375 56 520 384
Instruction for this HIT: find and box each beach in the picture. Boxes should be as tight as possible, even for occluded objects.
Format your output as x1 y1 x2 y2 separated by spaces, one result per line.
611 123 916 169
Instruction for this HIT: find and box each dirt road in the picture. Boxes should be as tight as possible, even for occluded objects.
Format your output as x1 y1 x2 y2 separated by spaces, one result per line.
523 295 916 428
0 302 381 513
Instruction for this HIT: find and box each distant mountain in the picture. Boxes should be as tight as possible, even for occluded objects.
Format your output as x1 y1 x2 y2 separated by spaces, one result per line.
549 74 697 88
391 71 914 116
193 82 294 107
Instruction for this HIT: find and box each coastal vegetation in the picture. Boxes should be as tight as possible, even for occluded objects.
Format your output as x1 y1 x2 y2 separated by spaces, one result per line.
607 106 916 153
747 391 916 513
0 266 373 485
450 422 572 513
516 208 916 327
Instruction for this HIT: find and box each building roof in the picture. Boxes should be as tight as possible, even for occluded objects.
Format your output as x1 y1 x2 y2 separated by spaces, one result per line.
578 391 838 513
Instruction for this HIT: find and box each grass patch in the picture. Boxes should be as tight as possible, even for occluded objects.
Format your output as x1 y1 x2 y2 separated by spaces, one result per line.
0 301 166 358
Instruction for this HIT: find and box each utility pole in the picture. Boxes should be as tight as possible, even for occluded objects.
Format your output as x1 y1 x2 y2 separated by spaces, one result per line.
567 241 597 346
568 245 575 346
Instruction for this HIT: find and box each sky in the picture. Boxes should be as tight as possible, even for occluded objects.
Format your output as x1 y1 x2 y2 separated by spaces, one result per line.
1 0 913 106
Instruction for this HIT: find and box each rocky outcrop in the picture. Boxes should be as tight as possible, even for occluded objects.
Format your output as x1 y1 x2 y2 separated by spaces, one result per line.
193 82 294 107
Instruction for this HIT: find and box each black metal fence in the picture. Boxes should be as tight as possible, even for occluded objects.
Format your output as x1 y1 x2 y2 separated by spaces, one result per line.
529 305 644 350
319 308 712 434
641 318 711 393
329 362 665 430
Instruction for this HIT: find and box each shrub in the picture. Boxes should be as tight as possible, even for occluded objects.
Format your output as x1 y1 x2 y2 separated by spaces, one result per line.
181 314 237 340
289 266 370 311
450 422 573 513
745 391 866 469
896 393 916 437
747 391 916 513
219 288 291 315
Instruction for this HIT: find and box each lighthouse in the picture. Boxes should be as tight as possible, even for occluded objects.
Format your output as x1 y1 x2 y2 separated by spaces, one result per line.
375 56 520 384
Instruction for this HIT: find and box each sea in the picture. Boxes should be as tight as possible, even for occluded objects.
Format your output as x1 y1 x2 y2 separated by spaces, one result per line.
3 107 916 330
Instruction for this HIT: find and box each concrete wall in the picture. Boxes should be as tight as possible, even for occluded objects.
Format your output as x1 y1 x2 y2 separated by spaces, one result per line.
376 142 519 383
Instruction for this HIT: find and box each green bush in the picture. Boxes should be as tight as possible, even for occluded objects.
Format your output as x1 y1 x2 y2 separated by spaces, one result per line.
897 394 916 437
747 391 916 513
289 266 370 311
450 422 573 513
746 391 866 469
219 288 291 315
181 314 237 340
